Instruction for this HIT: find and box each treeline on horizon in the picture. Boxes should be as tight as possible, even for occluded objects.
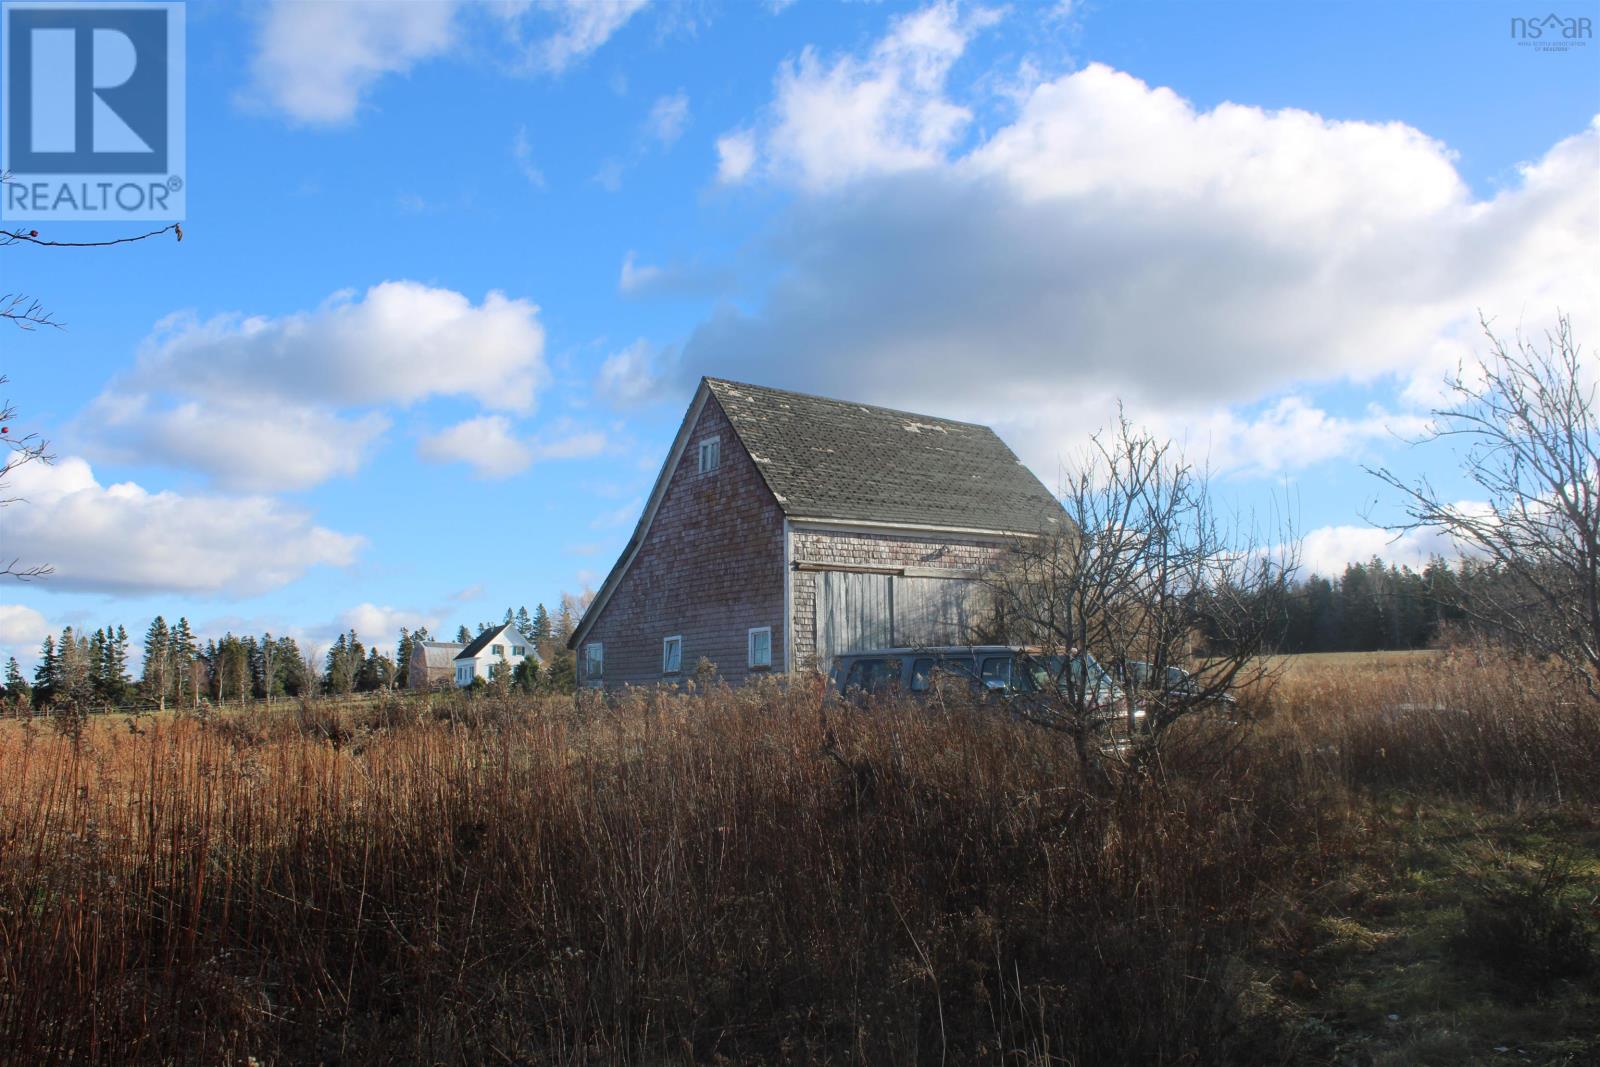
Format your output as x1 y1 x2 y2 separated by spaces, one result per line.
3 598 589 711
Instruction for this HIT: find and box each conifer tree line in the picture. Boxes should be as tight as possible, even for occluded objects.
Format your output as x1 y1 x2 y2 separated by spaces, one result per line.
1 598 589 711
1253 556 1472 654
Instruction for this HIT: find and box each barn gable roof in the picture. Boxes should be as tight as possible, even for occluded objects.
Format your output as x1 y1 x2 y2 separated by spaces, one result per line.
704 378 1064 533
569 378 1065 650
416 642 465 668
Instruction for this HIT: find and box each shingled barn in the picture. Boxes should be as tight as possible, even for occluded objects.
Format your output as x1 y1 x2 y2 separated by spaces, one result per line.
568 378 1065 688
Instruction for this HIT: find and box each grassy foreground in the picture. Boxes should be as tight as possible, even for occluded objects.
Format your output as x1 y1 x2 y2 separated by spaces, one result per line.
0 653 1596 1065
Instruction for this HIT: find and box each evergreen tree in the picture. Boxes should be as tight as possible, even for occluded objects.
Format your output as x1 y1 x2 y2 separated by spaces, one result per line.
142 616 171 709
515 606 534 641
4 657 30 705
532 603 552 644
33 634 56 706
170 618 198 708
456 624 472 644
356 647 395 692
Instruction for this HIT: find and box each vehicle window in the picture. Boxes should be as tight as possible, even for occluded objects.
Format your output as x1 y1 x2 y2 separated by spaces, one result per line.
909 658 935 692
980 656 1011 688
939 655 977 678
845 658 903 693
1165 666 1188 687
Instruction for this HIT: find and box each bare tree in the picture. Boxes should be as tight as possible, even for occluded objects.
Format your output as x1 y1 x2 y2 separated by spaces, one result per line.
0 173 182 578
1371 314 1599 700
983 410 1296 773
0 376 53 579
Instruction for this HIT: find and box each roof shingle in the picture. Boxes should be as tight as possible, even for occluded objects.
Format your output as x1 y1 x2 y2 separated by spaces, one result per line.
705 378 1064 533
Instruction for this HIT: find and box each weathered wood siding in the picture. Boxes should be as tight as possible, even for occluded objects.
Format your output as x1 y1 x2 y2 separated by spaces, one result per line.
578 396 786 688
791 527 1010 672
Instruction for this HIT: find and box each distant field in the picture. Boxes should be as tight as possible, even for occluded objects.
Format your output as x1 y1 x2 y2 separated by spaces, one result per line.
1262 648 1443 674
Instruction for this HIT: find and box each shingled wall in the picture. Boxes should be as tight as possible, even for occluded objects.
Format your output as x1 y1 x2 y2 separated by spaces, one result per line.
789 528 1010 671
577 396 786 688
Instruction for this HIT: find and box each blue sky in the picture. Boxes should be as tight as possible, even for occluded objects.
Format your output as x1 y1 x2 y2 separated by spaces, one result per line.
2 0 1596 667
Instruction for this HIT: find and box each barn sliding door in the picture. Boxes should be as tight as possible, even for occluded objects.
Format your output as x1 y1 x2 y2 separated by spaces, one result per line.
814 571 987 668
816 571 893 670
892 575 984 648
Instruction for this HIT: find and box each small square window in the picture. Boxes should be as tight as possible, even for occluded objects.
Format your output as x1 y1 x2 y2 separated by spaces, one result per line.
584 642 604 679
697 436 721 474
512 645 525 656
748 626 772 670
494 644 506 657
662 635 682 674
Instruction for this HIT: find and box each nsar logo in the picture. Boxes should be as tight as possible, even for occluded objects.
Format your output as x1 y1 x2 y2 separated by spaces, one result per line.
1 1 185 221
1510 12 1593 51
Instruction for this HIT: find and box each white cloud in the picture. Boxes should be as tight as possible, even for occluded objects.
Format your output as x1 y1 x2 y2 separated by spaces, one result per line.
727 1 998 189
648 90 691 145
596 340 662 407
247 1 460 125
339 603 442 641
1 457 362 596
686 23 1597 478
715 130 757 183
87 395 390 493
1299 524 1466 578
418 416 608 477
524 0 652 74
512 125 547 188
419 415 534 478
91 282 549 489
0 605 51 652
134 282 547 413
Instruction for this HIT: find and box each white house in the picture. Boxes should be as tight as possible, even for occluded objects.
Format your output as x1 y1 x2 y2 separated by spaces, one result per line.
453 623 540 687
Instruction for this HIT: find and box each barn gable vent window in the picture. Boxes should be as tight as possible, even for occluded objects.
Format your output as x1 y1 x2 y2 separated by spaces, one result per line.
662 635 682 674
697 436 721 474
748 626 772 670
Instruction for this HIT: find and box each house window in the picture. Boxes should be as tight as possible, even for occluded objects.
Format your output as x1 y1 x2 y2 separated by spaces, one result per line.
584 642 604 680
512 645 526 656
662 635 682 674
494 644 506 657
697 436 721 474
748 626 772 670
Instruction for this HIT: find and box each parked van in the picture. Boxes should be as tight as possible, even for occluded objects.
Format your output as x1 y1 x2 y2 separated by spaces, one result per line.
828 645 1141 729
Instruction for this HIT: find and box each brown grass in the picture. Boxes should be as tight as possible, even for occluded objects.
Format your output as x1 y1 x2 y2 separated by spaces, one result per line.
0 657 1594 1065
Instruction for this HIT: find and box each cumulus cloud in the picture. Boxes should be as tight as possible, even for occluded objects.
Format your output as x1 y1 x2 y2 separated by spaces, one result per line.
1298 524 1466 578
1 456 362 596
86 395 390 492
0 605 51 652
90 282 548 490
338 603 442 641
419 415 533 478
133 282 547 413
725 1 998 189
419 416 609 477
715 130 757 183
689 15 1598 479
247 1 460 125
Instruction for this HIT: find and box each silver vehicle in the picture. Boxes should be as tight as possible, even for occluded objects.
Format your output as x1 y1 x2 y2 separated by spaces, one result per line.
829 645 1143 730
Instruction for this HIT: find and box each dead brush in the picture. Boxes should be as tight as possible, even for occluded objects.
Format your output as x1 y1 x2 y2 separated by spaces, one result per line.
0 659 1592 1066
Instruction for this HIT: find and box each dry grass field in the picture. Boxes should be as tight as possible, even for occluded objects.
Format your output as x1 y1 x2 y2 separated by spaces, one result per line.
0 653 1595 1066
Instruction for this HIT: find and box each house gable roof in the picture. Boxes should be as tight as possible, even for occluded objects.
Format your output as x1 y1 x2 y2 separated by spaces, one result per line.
704 378 1064 533
455 623 515 661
